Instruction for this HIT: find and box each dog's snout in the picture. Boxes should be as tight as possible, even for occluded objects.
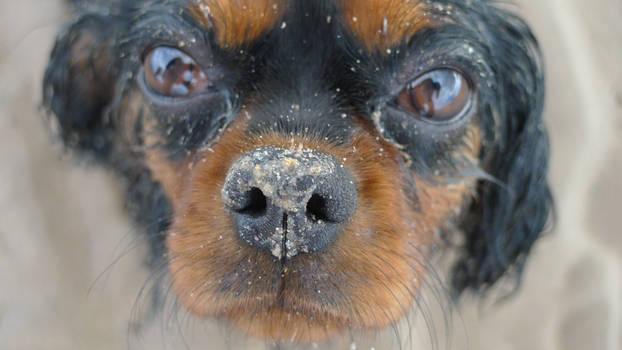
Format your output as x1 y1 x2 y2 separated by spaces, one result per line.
222 146 357 259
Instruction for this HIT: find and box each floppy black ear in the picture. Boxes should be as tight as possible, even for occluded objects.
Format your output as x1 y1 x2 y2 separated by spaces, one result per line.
43 11 126 158
451 10 553 294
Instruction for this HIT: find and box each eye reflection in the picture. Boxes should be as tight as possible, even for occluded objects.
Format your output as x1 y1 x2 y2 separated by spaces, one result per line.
143 46 209 97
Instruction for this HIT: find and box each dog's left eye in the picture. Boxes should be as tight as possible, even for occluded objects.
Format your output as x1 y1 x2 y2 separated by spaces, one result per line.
396 69 472 122
143 46 209 97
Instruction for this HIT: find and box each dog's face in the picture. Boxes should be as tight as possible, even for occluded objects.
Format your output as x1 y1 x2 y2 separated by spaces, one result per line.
44 0 552 344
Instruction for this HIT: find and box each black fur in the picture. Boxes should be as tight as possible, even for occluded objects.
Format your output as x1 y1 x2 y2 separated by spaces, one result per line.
43 0 553 313
447 4 553 294
43 12 122 156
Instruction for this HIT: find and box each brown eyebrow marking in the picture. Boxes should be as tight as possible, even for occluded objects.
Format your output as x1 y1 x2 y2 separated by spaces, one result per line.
340 0 432 52
188 0 286 48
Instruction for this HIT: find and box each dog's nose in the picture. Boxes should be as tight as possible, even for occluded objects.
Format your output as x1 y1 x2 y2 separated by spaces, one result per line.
222 146 357 259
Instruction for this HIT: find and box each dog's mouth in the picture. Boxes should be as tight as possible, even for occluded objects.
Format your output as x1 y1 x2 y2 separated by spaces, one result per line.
166 216 426 343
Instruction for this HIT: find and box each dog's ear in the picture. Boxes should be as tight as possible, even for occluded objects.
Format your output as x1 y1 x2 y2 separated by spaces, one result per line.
451 11 553 294
43 11 126 158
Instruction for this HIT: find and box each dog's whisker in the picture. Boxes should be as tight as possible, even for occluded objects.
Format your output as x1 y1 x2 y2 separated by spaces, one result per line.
87 217 171 296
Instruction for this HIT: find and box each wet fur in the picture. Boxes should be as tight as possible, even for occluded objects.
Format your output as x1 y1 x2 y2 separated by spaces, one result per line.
43 0 553 344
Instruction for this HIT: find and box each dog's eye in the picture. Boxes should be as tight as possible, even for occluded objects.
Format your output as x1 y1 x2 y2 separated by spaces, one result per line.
396 69 471 122
143 46 208 97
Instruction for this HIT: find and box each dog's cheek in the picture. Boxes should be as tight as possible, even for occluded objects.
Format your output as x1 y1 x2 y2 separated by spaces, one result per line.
123 93 193 207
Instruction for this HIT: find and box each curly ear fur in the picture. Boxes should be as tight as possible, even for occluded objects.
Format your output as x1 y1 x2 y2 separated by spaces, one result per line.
42 10 125 158
451 9 553 294
42 6 171 270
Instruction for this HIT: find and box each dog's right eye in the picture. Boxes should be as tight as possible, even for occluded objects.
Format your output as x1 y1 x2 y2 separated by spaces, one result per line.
143 46 209 97
395 68 472 123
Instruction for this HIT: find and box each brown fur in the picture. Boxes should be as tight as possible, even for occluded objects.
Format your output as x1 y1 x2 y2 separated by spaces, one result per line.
189 0 286 48
340 0 432 52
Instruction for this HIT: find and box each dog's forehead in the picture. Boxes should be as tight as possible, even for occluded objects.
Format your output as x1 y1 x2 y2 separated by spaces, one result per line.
189 0 428 50
340 0 429 51
189 0 287 48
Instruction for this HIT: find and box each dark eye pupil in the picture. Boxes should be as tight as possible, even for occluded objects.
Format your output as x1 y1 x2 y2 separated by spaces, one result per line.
414 79 443 116
165 58 178 70
144 47 208 97
397 69 471 121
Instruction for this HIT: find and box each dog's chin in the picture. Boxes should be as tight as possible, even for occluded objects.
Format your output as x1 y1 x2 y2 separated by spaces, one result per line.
168 254 412 343
223 305 353 343
220 298 354 343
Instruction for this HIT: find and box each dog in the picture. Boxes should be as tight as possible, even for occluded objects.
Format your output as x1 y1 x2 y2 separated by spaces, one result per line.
43 0 552 346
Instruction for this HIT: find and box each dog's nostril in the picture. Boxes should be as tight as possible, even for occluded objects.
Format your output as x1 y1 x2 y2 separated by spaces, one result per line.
239 187 268 216
222 146 358 258
306 193 329 222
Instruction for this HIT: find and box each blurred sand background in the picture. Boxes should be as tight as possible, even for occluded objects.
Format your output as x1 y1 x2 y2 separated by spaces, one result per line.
0 0 621 349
